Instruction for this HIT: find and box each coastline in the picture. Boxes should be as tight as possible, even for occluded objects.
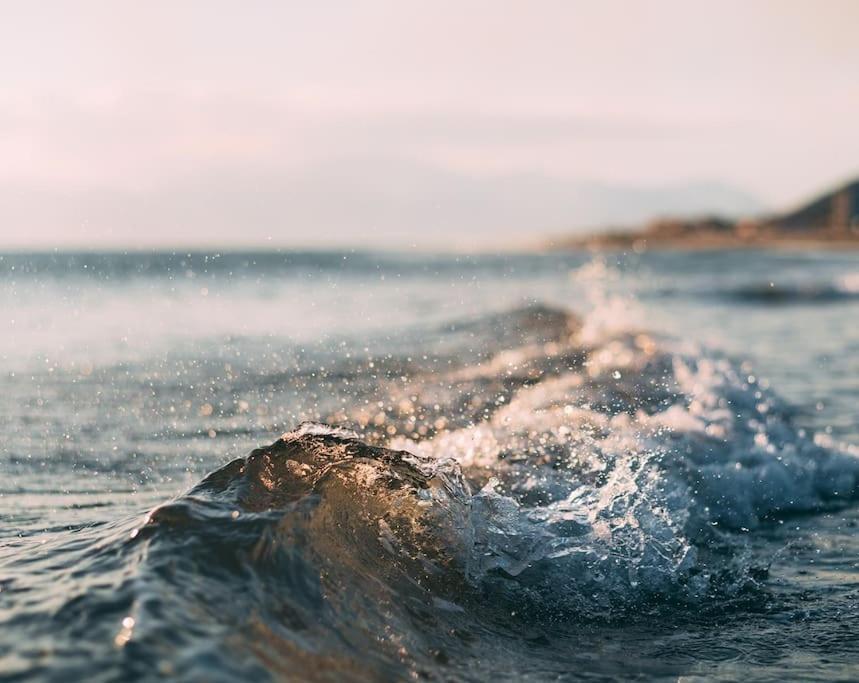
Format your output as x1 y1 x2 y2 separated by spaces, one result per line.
548 178 859 253
547 235 859 252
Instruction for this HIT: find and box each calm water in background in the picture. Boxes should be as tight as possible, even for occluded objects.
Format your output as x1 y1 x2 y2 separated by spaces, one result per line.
1 249 858 681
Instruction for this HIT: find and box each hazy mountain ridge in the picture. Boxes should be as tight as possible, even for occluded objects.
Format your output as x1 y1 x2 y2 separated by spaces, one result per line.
0 160 761 250
555 177 859 250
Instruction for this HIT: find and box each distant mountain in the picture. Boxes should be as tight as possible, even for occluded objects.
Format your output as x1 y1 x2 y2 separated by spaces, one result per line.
0 158 763 250
555 177 859 250
764 179 859 235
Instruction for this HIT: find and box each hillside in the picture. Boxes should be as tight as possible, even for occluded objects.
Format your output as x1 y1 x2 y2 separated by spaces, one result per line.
554 178 859 250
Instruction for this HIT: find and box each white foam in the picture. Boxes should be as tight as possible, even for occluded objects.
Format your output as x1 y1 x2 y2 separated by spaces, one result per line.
391 307 859 608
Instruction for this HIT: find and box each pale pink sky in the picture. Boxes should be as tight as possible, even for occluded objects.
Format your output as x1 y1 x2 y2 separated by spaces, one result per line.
1 0 858 248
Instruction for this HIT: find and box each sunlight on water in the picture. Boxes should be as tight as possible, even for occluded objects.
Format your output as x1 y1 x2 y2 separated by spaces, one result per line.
1 249 858 681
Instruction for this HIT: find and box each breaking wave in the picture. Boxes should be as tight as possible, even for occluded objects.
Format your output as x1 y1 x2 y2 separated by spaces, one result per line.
6 303 859 680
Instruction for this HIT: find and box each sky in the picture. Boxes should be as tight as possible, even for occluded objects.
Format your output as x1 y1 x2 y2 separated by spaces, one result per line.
1 0 858 249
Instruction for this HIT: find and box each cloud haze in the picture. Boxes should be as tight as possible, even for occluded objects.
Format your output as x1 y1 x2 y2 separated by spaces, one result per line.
1 1 858 248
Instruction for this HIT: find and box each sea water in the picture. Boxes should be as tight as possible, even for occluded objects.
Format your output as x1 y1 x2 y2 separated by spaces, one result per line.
1 249 858 681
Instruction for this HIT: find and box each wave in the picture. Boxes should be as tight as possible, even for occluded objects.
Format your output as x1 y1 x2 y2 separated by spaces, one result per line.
644 273 859 305
706 274 859 305
6 303 859 680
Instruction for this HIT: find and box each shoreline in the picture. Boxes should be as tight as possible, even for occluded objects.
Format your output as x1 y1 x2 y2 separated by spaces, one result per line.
546 236 859 253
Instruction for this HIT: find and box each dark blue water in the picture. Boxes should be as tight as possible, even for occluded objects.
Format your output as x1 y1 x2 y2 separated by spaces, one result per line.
1 249 858 681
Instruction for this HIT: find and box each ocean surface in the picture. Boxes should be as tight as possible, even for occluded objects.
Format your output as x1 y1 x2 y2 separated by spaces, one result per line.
1 248 858 682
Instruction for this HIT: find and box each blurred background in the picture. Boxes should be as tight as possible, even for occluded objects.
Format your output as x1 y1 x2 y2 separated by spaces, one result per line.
1 0 858 250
